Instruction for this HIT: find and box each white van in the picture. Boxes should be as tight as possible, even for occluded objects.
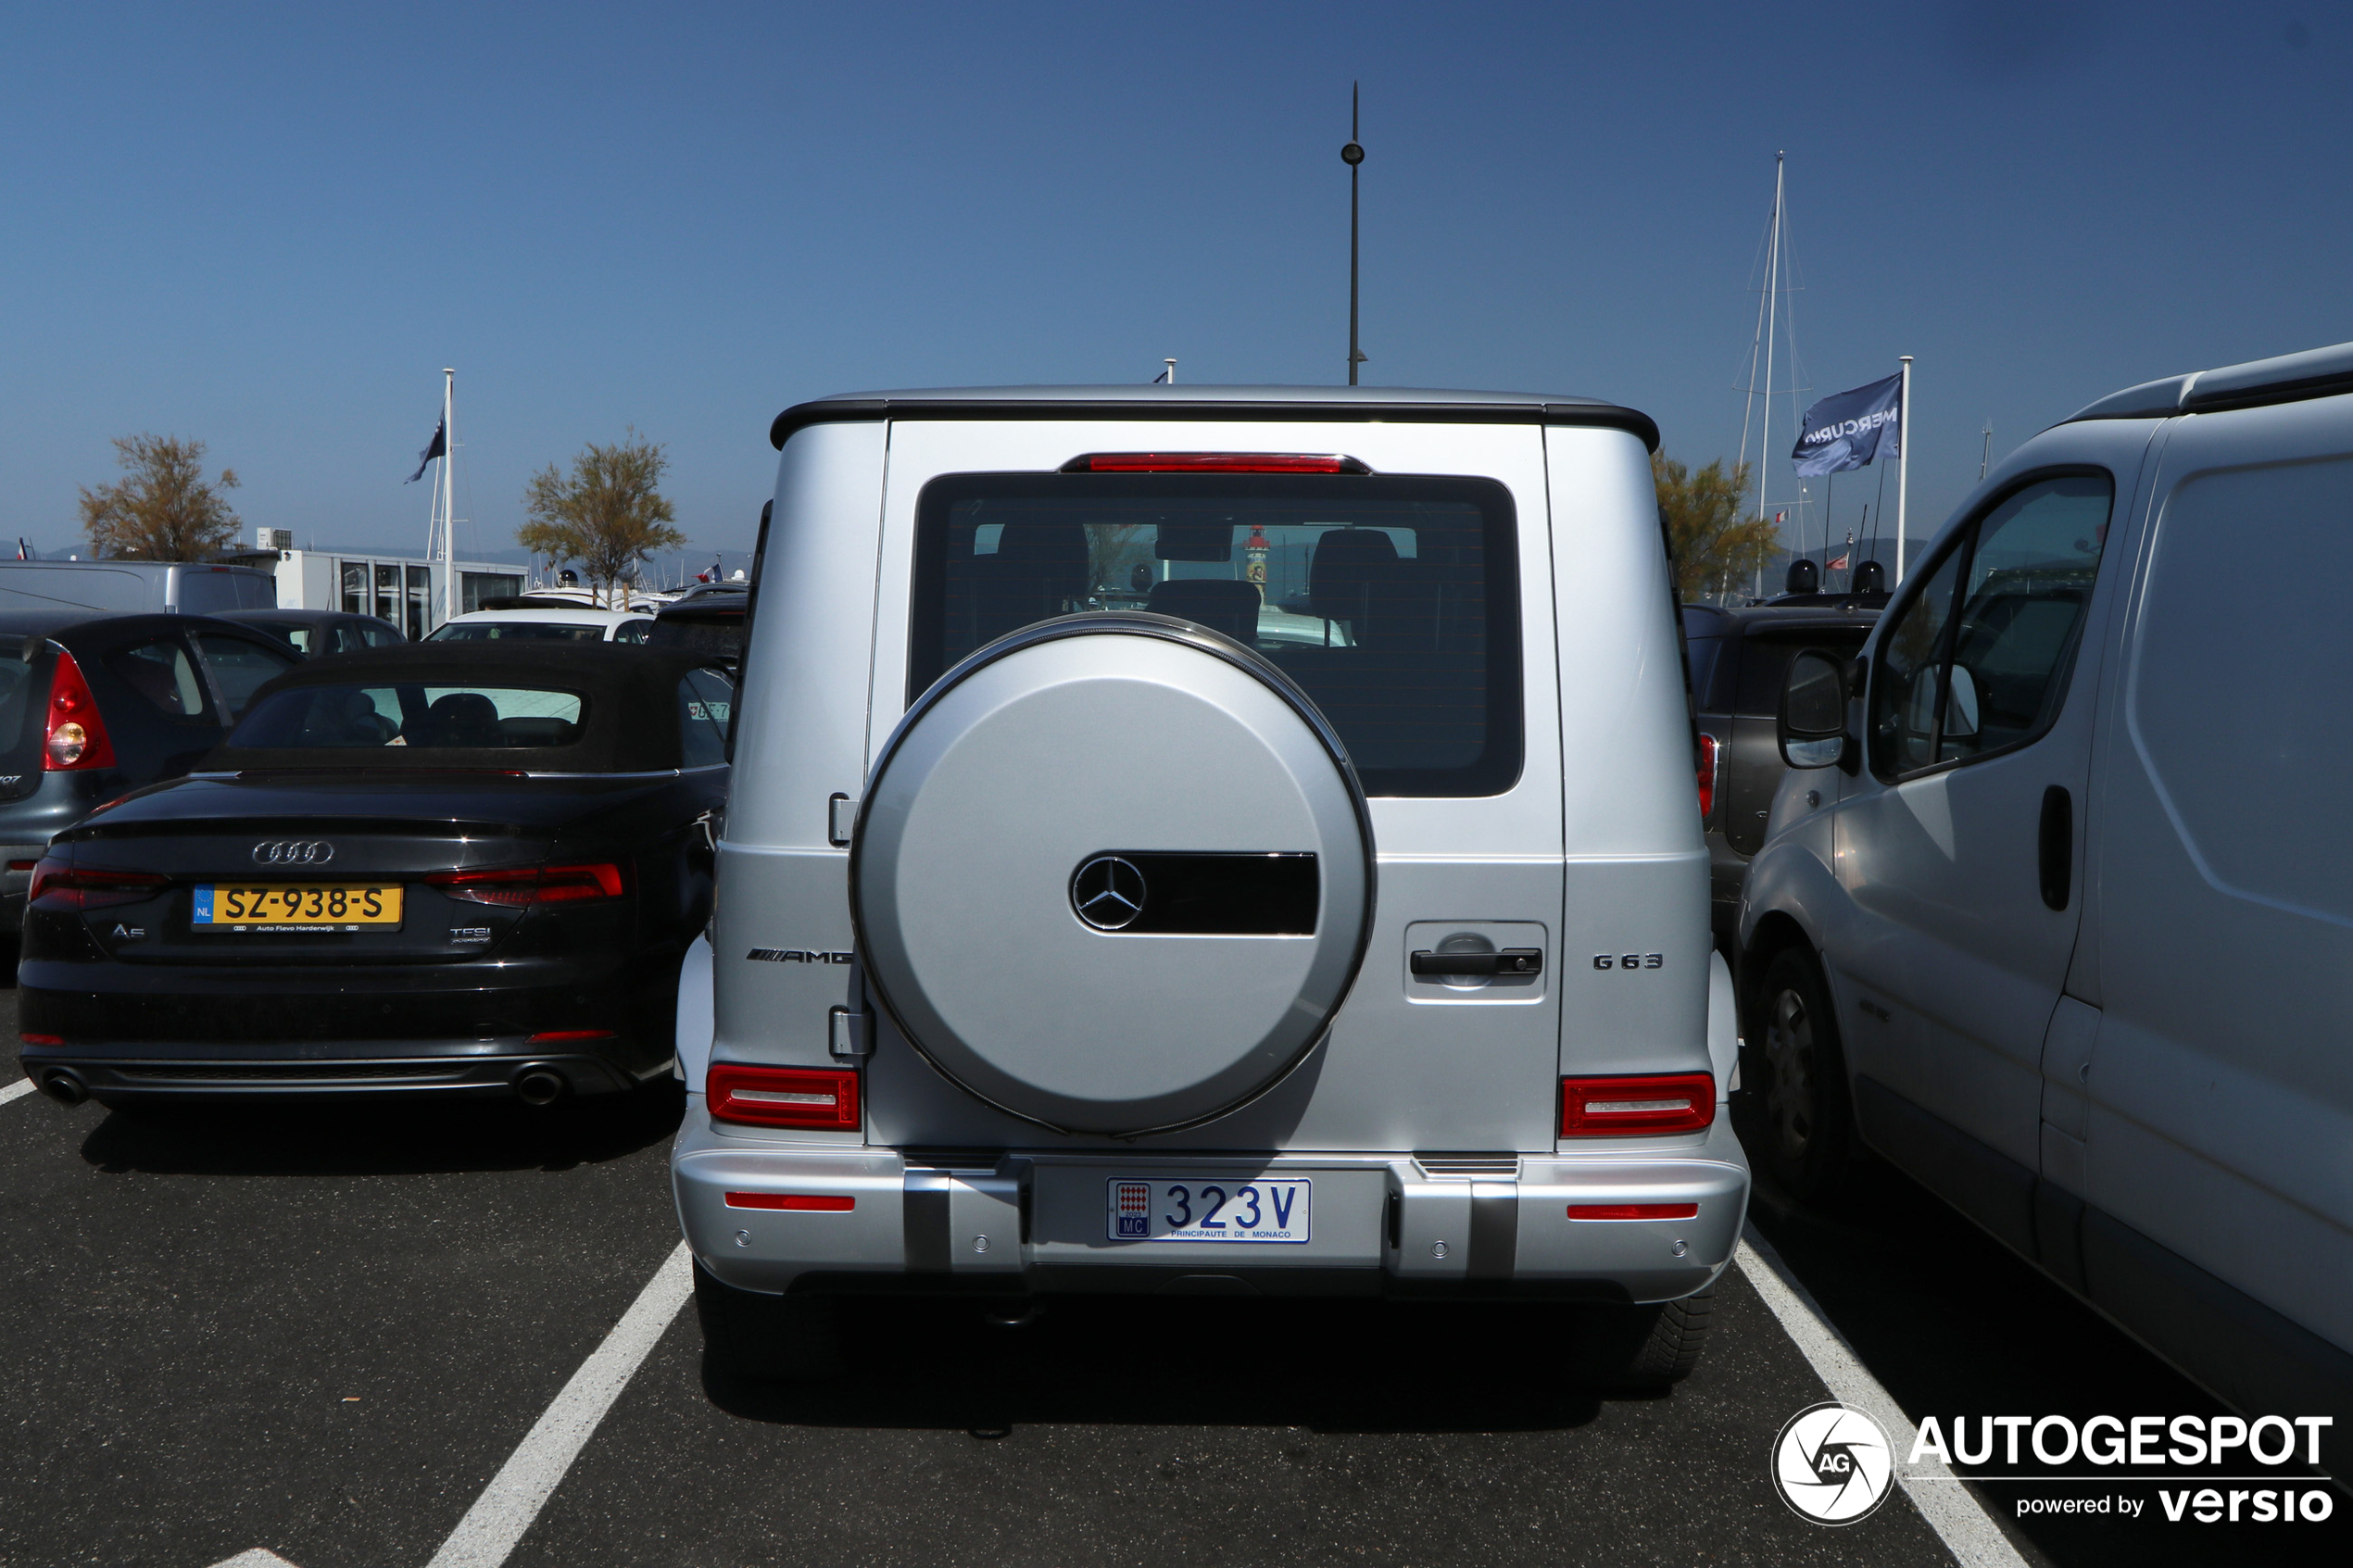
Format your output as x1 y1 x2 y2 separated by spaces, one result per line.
0 558 275 615
1746 340 2353 1430
673 386 1747 1386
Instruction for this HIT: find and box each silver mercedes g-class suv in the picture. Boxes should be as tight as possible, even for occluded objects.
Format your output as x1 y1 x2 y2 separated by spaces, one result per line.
673 386 1748 1388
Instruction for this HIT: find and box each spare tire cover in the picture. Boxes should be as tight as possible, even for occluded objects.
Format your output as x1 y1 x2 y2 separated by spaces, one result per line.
852 615 1374 1135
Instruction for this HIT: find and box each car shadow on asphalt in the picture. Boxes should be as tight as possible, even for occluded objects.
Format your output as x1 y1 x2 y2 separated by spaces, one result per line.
701 1294 1617 1436
73 1081 685 1176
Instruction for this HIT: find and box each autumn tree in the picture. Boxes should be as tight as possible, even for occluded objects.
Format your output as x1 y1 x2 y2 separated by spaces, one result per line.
78 434 243 560
1653 451 1777 603
517 431 687 604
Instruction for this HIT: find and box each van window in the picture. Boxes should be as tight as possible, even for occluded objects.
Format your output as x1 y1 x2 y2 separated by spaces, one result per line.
178 569 261 615
1869 472 2111 779
909 472 1521 797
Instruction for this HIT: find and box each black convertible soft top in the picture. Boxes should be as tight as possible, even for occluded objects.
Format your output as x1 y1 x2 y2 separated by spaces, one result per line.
208 643 729 773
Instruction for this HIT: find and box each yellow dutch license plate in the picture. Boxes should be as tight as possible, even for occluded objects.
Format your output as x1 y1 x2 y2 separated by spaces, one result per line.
195 884 404 930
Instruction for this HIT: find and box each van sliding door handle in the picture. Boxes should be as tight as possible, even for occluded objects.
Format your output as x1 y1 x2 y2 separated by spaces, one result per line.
1411 948 1543 977
2038 785 2072 911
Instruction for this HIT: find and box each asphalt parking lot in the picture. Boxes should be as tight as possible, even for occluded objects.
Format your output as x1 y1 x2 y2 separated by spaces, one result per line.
2 984 2342 1568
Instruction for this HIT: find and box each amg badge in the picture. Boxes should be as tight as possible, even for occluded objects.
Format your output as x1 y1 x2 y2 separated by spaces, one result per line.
748 948 853 964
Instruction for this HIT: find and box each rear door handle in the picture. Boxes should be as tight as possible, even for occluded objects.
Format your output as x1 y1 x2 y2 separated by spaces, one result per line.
1410 948 1543 977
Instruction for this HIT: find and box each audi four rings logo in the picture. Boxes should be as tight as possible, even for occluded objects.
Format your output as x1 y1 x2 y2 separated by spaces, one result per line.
1071 855 1147 930
252 841 334 866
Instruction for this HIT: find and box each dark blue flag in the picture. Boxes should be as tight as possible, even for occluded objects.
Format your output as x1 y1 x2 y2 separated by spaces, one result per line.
1792 373 1902 476
406 418 447 483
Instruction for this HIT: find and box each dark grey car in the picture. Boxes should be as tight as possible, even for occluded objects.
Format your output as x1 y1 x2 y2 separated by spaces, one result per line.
0 609 300 963
1684 600 1880 957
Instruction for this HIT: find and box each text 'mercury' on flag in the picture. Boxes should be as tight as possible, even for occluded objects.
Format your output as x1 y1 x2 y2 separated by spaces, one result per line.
1792 373 1903 476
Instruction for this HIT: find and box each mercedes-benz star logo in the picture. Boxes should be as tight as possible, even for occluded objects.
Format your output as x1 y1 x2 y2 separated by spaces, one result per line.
252 840 334 867
1070 855 1147 931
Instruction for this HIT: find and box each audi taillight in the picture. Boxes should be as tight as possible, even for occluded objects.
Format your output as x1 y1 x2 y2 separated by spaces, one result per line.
1696 733 1719 822
1058 452 1372 474
28 858 166 911
426 863 624 906
707 1064 861 1130
44 648 117 771
1559 1073 1717 1136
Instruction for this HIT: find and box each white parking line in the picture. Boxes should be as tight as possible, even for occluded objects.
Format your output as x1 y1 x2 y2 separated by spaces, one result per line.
1736 1224 2030 1568
425 1241 694 1568
1 1079 36 1108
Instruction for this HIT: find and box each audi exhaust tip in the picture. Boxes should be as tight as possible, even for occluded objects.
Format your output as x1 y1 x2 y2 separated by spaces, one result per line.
512 1067 568 1107
37 1069 89 1107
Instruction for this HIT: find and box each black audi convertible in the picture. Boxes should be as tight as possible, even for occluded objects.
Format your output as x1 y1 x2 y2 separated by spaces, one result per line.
15 643 734 1108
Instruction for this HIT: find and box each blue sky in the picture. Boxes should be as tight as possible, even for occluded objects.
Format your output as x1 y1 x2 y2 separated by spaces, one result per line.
3 2 2346 570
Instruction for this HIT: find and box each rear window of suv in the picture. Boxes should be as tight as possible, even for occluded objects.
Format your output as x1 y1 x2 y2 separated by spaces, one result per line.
909 472 1521 797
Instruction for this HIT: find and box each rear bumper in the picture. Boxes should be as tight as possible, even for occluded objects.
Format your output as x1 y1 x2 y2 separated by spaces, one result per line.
17 1037 655 1102
674 1108 1749 1303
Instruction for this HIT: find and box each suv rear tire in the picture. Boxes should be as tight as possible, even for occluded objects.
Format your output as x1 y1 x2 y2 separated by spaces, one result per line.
692 1262 843 1383
1751 945 1853 1202
1567 1289 1714 1391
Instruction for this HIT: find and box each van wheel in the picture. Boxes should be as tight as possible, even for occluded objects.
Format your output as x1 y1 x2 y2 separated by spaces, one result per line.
1567 1289 1713 1391
1755 946 1852 1202
692 1262 843 1383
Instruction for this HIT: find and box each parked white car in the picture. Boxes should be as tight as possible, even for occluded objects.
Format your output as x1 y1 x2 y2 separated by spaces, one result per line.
673 385 1747 1387
1743 338 2353 1432
424 606 653 644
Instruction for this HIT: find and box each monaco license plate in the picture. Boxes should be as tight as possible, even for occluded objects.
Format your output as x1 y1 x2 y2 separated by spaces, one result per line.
1106 1177 1310 1244
195 884 404 932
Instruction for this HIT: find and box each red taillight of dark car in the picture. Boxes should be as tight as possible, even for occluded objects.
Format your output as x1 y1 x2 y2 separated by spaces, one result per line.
707 1064 862 1131
425 863 625 906
1696 732 1719 822
27 858 167 911
44 648 118 771
1559 1073 1718 1137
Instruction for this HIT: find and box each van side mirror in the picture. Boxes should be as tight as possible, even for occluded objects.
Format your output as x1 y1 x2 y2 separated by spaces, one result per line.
1779 648 1853 771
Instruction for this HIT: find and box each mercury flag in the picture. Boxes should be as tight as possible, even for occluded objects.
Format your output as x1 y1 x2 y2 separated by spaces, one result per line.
1792 372 1903 476
405 418 447 483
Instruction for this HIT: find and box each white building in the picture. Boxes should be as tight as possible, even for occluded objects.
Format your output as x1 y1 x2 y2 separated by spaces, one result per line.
252 528 523 639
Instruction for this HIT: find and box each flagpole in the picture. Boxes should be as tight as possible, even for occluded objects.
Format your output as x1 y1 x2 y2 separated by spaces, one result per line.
1755 152 1784 597
441 369 458 626
1895 355 1913 584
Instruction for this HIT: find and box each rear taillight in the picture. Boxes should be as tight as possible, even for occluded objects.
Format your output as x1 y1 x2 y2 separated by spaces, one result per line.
426 863 625 906
1559 1073 1718 1137
1059 452 1372 475
1696 733 1719 822
27 858 167 911
44 648 117 771
1567 1202 1701 1221
707 1064 861 1130
724 1192 855 1211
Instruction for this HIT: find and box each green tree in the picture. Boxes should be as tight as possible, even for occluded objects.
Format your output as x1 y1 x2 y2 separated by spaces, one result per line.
517 431 687 603
78 434 242 560
1653 451 1777 602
